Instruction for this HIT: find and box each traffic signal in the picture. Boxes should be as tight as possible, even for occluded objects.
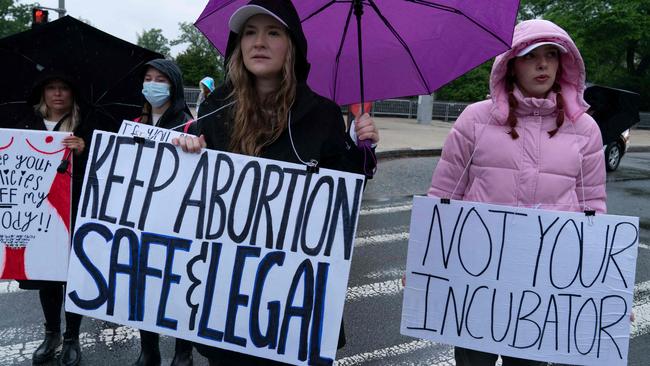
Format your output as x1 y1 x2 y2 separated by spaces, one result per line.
32 8 49 27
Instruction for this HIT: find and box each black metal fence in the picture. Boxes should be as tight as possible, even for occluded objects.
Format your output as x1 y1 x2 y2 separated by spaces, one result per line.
341 98 471 122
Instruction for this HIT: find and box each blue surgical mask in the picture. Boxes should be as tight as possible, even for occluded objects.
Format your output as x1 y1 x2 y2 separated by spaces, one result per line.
142 81 171 108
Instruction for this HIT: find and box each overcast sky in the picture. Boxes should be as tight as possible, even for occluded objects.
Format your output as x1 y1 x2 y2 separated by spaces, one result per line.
25 0 209 55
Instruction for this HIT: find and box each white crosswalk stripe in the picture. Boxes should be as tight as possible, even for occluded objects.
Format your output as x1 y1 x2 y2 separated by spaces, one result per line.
361 204 412 216
335 339 437 366
0 326 140 365
0 281 21 295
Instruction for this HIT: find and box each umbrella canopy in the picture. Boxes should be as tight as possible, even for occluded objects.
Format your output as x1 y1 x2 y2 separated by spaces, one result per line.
584 85 641 145
195 0 520 105
0 16 162 128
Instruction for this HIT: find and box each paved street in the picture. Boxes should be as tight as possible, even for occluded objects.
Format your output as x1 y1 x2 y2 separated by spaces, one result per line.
1 153 649 365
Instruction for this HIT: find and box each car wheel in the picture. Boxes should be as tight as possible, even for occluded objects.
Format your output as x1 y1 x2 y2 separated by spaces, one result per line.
605 142 622 171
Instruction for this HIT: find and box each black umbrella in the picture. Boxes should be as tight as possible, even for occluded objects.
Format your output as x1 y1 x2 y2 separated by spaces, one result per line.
584 85 641 145
0 16 163 128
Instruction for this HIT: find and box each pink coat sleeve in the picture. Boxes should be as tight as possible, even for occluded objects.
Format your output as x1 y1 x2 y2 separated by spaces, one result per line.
576 118 607 213
428 105 477 199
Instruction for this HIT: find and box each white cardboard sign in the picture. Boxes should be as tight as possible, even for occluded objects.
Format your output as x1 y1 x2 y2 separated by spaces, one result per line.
118 120 189 143
0 128 71 281
401 196 639 366
66 131 364 365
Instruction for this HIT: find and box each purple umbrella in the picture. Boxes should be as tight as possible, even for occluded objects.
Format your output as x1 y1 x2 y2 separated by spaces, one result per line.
195 0 520 106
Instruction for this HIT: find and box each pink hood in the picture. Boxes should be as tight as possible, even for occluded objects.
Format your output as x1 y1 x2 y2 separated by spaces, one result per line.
490 19 590 123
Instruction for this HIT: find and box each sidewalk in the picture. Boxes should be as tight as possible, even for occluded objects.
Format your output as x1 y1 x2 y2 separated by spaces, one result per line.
374 116 650 159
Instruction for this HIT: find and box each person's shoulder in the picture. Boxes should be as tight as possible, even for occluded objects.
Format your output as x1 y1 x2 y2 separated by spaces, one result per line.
199 86 232 115
306 90 344 129
453 100 491 130
573 112 601 136
464 99 493 117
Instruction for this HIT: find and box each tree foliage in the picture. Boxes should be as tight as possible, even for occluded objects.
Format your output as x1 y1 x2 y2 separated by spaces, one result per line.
137 28 171 58
0 0 33 38
171 22 224 87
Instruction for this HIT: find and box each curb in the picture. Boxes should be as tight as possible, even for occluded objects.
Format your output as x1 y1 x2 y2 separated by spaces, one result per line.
376 148 442 160
627 146 650 153
377 146 650 160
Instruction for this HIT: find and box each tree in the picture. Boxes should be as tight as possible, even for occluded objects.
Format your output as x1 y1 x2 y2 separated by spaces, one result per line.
435 62 492 102
172 22 224 87
1 0 33 38
137 28 171 58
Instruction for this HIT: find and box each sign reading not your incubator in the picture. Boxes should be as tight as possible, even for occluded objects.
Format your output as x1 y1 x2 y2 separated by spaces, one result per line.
0 129 71 281
66 131 364 365
401 196 639 365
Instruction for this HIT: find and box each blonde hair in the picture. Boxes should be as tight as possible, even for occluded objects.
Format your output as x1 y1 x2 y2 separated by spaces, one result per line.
35 84 81 132
226 33 296 156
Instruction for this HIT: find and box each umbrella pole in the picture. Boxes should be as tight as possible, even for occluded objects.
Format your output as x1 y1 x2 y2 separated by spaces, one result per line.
353 0 375 178
353 0 365 116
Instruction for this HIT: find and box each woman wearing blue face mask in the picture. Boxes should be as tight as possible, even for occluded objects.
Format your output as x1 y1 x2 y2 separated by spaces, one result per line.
133 58 195 366
136 59 193 130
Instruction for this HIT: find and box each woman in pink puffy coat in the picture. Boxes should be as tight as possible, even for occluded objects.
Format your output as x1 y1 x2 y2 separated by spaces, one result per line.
428 19 606 366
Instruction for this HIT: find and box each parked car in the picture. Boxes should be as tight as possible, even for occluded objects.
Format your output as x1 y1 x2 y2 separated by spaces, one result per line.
584 85 641 171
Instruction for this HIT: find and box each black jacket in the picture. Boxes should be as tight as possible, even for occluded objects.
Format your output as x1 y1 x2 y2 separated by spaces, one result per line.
193 83 367 176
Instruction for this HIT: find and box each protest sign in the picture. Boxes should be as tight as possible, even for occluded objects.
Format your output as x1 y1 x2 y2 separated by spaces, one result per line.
0 128 71 280
118 120 189 143
401 196 639 365
66 131 364 365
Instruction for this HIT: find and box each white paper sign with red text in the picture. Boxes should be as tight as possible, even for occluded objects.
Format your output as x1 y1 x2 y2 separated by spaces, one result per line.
0 128 72 280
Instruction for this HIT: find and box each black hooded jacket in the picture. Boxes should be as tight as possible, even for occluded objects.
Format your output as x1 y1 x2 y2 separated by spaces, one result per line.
138 59 193 129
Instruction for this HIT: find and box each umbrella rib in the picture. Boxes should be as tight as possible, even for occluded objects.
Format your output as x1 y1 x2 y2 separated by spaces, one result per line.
301 0 338 23
0 101 28 107
367 0 432 93
331 4 356 103
195 0 240 23
97 102 142 108
94 59 149 105
0 47 45 70
405 0 511 48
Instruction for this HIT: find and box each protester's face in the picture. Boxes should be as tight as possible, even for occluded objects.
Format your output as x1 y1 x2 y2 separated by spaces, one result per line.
43 79 73 114
240 14 290 81
144 67 171 85
513 45 560 98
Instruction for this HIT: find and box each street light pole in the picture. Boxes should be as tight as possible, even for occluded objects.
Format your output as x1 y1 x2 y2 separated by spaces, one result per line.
58 0 66 18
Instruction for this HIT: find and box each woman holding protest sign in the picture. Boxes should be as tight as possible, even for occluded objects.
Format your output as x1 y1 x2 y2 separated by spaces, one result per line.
15 73 89 366
426 19 606 366
174 0 378 364
131 58 195 366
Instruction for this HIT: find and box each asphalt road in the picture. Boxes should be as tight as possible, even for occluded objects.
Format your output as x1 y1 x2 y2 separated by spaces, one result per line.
1 153 649 366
